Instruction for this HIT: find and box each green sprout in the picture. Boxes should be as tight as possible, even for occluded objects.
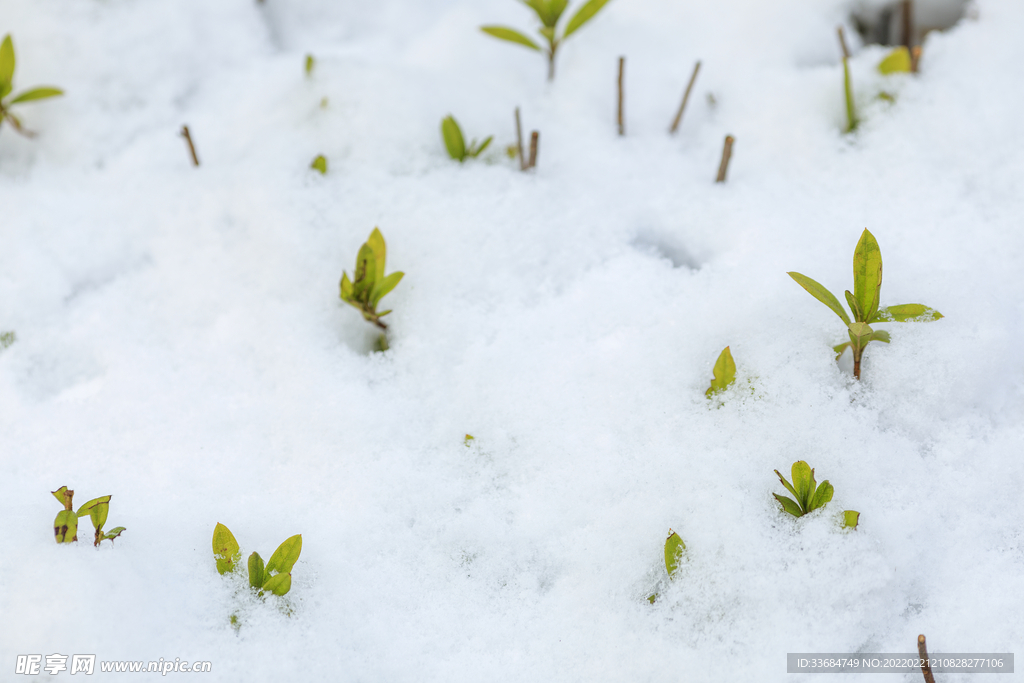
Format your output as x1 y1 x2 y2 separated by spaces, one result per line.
788 229 942 380
0 330 14 352
304 54 315 77
647 530 686 603
339 228 404 336
441 115 492 162
0 34 63 137
77 496 125 546
841 54 857 133
310 154 327 174
481 0 615 81
51 486 125 546
773 461 833 517
212 523 302 597
878 47 912 74
705 346 736 398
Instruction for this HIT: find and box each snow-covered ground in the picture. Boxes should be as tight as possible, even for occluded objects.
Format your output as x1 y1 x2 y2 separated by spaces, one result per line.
1 0 1022 680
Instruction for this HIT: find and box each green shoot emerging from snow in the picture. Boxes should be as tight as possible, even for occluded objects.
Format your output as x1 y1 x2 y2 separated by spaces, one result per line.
878 47 912 74
0 35 63 137
310 155 327 174
0 330 14 351
340 228 404 332
706 346 736 398
77 496 126 546
773 461 834 517
647 530 686 603
788 229 942 380
51 486 125 546
213 523 302 597
481 0 614 81
441 116 492 162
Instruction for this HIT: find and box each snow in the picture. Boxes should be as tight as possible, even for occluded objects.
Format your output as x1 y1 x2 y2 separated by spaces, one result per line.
1 0 1022 680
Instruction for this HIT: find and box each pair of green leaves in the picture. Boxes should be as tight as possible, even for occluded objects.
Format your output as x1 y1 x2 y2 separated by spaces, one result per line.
481 0 614 80
647 530 686 603
51 486 125 546
441 116 493 162
213 523 302 597
773 461 834 517
788 229 942 379
340 228 404 332
0 35 64 137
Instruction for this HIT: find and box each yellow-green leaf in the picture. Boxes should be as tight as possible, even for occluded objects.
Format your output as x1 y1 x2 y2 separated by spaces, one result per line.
265 534 302 576
775 469 799 500
810 480 834 511
367 228 387 281
563 0 614 39
51 486 70 506
774 494 803 517
872 304 943 322
0 35 14 96
842 510 860 529
878 46 912 74
8 87 63 105
371 271 403 307
310 155 327 174
103 527 126 541
304 54 315 76
340 272 353 303
869 329 890 343
480 26 542 51
442 115 466 161
705 346 736 398
213 523 241 575
248 552 265 590
76 496 111 530
664 531 685 577
791 461 813 508
833 342 851 359
852 229 882 323
788 272 851 325
843 58 858 133
262 572 292 596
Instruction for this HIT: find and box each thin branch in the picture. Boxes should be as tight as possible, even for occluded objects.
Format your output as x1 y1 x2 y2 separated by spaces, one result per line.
528 131 539 170
180 125 200 167
715 134 735 183
669 60 701 134
617 56 625 137
837 26 851 61
917 635 936 683
516 107 524 172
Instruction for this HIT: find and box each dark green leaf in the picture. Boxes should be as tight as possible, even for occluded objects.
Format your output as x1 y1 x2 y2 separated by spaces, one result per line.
266 534 302 577
852 229 882 323
248 552 265 590
480 26 542 51
774 494 803 517
787 272 851 325
563 0 614 39
441 115 466 161
8 87 63 105
705 346 736 398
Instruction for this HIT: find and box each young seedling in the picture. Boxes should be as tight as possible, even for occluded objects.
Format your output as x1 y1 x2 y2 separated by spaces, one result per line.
52 486 78 543
339 228 404 337
773 461 834 517
0 35 63 137
0 330 14 351
705 346 736 398
304 54 315 77
878 46 912 74
788 228 942 380
77 496 126 546
441 116 493 162
481 0 615 81
310 155 327 174
212 523 302 597
837 27 858 133
647 530 686 603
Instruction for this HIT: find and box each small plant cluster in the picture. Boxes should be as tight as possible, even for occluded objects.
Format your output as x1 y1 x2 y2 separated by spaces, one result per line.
339 228 404 348
0 34 63 137
441 115 493 162
213 523 302 598
51 486 125 546
482 0 614 81
0 330 14 352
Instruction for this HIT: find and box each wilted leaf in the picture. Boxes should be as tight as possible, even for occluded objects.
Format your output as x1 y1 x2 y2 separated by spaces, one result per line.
8 87 63 105
664 531 685 577
480 26 542 51
563 0 614 39
266 534 302 577
442 115 466 161
852 229 882 322
788 272 851 325
51 486 70 507
878 47 912 74
213 523 241 575
705 346 736 398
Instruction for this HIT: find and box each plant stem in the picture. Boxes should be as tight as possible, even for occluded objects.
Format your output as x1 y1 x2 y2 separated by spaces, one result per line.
180 125 200 167
836 26 851 60
617 56 625 136
547 44 557 81
515 107 526 171
902 0 914 55
669 60 701 134
715 135 734 183
917 635 936 683
528 131 539 169
852 345 863 380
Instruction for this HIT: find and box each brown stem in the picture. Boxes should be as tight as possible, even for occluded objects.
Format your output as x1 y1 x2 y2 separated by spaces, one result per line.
669 60 701 134
918 635 936 683
547 46 556 81
852 345 864 380
63 489 74 511
528 131 539 169
617 56 625 136
515 107 526 171
715 135 735 183
902 0 914 54
836 26 851 60
180 125 200 167
911 45 922 73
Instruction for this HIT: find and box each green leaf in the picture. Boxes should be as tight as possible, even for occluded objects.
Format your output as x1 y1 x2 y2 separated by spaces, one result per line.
213 523 241 575
773 494 803 517
844 290 864 323
852 229 882 323
787 272 851 325
262 572 292 596
248 552 265 590
480 26 542 51
810 480 834 511
0 35 14 97
54 510 78 543
305 54 315 76
76 496 111 531
774 469 799 501
103 527 126 541
548 0 570 25
442 115 466 161
878 46 912 74
664 531 685 577
833 342 851 360
563 0 614 39
367 228 387 284
842 510 860 529
847 322 875 348
790 461 813 510
872 304 943 322
310 155 327 174
265 534 302 577
352 243 377 302
0 330 15 350
339 272 353 303
51 486 70 506
371 271 404 307
468 136 494 158
869 329 890 343
843 58 858 133
8 87 63 105
705 346 736 398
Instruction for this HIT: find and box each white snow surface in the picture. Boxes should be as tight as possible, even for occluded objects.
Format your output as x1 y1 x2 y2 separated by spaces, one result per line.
1 0 1023 680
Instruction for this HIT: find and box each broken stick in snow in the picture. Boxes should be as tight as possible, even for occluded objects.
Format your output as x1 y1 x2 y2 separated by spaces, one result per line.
180 125 200 167
528 131 539 169
617 57 625 136
715 135 734 183
515 107 526 171
917 635 936 683
669 61 701 134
